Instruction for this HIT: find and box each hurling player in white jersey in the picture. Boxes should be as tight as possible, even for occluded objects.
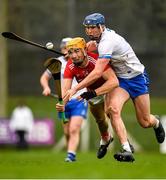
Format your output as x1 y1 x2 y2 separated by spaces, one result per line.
63 13 165 162
40 38 88 162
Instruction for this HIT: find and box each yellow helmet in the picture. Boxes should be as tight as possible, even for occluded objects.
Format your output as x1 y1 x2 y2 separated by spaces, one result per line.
66 37 86 50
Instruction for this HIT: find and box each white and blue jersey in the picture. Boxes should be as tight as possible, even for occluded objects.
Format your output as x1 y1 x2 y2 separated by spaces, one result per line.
98 28 145 79
98 28 149 98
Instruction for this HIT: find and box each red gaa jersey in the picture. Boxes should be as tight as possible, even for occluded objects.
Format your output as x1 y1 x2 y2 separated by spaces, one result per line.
64 52 110 90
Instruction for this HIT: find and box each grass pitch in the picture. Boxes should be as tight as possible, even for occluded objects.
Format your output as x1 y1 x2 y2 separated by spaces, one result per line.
0 148 166 179
3 96 166 178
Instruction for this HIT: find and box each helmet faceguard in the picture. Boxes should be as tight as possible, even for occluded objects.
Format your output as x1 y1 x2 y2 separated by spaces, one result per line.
83 13 105 27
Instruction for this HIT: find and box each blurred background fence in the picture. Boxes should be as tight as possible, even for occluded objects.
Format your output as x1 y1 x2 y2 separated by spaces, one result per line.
0 0 165 96
0 0 166 151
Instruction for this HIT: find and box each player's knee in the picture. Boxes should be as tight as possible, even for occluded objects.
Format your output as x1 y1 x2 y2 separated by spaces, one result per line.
69 127 79 135
106 105 121 119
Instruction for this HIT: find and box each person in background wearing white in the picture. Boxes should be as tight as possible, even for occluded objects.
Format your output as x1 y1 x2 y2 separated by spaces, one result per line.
9 100 34 150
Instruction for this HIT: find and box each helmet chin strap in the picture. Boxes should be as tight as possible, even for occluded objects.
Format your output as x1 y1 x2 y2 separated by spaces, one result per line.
95 24 104 42
87 24 104 42
99 24 104 33
83 49 87 56
73 60 83 66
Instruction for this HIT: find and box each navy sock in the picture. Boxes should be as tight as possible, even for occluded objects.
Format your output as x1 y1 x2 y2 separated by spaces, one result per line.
67 152 76 161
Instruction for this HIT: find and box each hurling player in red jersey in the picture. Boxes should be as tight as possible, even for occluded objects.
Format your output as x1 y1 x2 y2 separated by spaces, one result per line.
56 37 119 159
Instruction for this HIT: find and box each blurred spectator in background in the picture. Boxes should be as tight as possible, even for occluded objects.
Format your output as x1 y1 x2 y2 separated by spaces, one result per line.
9 100 34 150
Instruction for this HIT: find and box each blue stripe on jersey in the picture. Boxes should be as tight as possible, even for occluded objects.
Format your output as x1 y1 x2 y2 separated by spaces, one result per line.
99 54 112 59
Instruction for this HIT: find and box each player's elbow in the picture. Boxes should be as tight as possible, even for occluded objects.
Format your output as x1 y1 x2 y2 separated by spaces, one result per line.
114 78 119 88
94 69 103 79
109 78 119 90
40 73 50 85
40 76 44 86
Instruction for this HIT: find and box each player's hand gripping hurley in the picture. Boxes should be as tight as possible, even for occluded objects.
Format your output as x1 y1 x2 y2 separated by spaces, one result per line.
44 58 68 123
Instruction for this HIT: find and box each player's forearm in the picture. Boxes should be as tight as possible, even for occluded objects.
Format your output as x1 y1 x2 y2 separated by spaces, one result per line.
75 58 107 91
95 79 119 96
75 69 102 92
96 61 119 95
40 75 50 90
62 78 73 104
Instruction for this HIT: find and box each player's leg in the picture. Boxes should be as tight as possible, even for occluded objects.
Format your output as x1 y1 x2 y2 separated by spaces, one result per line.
105 87 135 162
65 116 83 162
64 99 88 162
133 94 165 143
89 99 113 159
133 94 154 127
62 99 77 148
128 70 165 144
89 101 109 138
62 122 70 146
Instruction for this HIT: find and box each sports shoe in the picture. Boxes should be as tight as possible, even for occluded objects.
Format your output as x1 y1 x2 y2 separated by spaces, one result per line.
64 157 76 162
97 137 113 159
129 142 135 153
114 149 135 162
154 120 165 143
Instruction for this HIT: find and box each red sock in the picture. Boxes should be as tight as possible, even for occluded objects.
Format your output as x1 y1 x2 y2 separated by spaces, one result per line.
101 132 110 142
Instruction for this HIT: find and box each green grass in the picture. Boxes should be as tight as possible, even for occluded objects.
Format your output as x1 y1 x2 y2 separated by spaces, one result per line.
0 149 166 179
2 96 166 178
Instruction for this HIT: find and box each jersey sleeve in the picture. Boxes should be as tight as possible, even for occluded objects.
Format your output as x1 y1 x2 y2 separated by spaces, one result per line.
87 51 98 59
87 51 110 71
64 60 74 79
98 39 114 59
46 69 52 77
